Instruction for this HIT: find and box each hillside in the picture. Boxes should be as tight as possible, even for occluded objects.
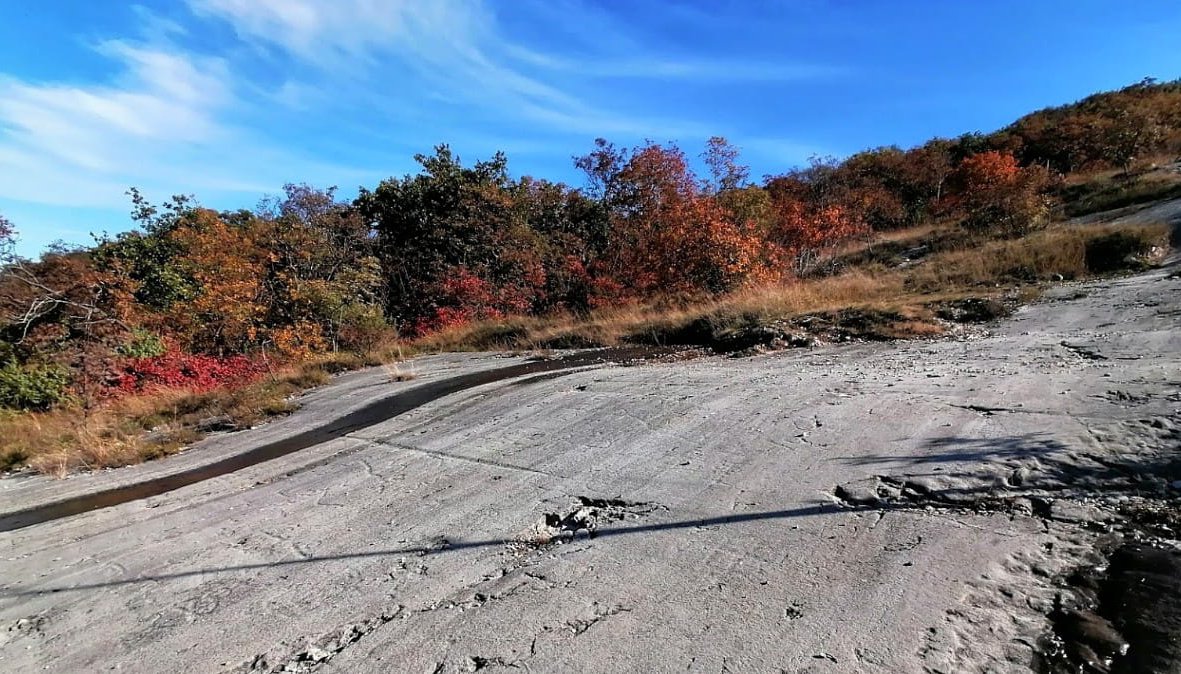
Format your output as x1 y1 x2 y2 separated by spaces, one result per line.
1 79 1180 474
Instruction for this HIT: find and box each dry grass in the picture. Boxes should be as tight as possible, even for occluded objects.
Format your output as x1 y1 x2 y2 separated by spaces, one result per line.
0 351 396 476
907 222 1169 290
1061 162 1181 218
826 220 946 259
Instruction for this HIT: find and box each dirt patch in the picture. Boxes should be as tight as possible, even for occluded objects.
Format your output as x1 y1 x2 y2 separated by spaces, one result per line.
527 496 663 544
624 314 815 354
536 333 609 349
629 306 944 356
934 297 1012 323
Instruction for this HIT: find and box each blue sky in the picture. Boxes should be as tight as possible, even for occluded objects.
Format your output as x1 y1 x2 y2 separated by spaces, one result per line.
2 1 1180 256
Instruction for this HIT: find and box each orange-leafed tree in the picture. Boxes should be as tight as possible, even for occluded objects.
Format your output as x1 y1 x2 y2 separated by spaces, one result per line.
954 151 1053 236
253 184 387 353
0 234 136 407
584 141 768 299
165 209 267 354
764 174 868 272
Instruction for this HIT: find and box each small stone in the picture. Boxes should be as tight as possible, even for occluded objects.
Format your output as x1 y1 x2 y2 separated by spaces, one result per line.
1049 501 1106 524
833 484 880 507
302 646 331 663
196 415 238 433
1009 466 1032 487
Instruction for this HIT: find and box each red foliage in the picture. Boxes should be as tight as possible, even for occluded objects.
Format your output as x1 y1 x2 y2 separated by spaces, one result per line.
592 143 771 298
766 191 868 265
410 267 506 335
112 351 269 394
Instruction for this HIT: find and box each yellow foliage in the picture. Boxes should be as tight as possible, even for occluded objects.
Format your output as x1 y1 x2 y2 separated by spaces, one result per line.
271 321 327 360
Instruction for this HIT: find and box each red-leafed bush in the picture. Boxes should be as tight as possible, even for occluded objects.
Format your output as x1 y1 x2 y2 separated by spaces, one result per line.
410 268 507 335
112 352 269 394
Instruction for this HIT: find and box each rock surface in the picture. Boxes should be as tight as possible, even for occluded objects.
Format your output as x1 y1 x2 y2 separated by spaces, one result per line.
1 256 1179 672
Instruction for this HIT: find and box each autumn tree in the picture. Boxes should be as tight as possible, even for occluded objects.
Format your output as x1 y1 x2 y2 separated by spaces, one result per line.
702 136 750 193
253 184 387 354
953 151 1053 236
0 222 134 408
1101 106 1164 175
999 78 1181 173
578 141 769 298
508 177 603 313
161 209 267 354
357 146 517 332
92 189 197 312
764 161 869 272
764 180 865 272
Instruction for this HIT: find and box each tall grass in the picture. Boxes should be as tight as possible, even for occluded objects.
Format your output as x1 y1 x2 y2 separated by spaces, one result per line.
1061 164 1181 217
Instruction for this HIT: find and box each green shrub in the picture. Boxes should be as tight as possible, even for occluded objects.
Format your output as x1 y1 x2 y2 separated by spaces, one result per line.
335 304 392 352
117 329 167 358
0 362 71 410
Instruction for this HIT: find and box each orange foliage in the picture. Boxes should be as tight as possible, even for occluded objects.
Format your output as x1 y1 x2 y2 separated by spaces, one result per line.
597 143 771 299
954 151 1052 235
765 183 869 271
958 151 1023 192
271 321 327 360
166 209 266 353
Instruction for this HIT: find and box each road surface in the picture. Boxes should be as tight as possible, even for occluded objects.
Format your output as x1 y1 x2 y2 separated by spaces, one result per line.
1 249 1178 672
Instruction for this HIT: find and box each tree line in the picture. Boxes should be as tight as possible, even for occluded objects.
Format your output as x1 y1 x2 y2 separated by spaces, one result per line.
2 78 1178 410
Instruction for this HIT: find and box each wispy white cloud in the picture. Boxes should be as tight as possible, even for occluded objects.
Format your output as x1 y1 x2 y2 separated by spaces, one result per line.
0 33 369 211
186 0 834 139
130 4 190 41
1 0 830 241
501 44 844 83
188 0 608 132
0 41 232 204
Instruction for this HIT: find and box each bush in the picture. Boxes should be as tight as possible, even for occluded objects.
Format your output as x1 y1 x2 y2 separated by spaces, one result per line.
335 304 393 352
0 362 71 410
956 151 1053 237
1085 232 1155 273
117 329 168 358
113 352 269 394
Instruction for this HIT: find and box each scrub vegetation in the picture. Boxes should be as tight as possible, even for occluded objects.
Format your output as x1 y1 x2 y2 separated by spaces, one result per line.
2 79 1179 474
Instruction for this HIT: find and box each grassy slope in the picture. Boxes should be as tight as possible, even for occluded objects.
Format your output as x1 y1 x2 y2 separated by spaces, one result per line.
418 221 1170 353
1059 160 1181 218
0 350 409 475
